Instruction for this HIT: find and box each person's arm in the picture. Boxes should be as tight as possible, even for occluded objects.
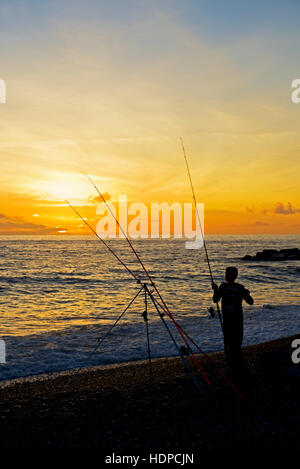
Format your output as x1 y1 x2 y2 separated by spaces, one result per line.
243 288 254 305
212 282 222 303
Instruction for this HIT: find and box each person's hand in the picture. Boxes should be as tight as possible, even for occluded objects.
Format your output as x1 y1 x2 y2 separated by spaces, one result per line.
245 288 250 295
212 282 218 291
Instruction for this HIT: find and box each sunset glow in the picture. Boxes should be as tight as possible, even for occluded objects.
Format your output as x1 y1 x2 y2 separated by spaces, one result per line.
0 1 300 235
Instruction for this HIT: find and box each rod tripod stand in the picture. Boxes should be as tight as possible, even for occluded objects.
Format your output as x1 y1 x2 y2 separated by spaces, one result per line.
94 281 198 386
62 281 203 394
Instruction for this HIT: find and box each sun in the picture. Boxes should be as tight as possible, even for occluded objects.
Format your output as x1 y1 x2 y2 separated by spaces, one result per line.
45 181 82 201
30 174 92 203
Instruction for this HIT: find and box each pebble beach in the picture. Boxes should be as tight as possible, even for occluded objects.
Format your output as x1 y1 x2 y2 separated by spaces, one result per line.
0 334 299 454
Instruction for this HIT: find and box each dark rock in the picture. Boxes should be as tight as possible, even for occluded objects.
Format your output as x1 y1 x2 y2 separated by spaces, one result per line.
256 249 278 260
242 247 300 261
279 248 299 255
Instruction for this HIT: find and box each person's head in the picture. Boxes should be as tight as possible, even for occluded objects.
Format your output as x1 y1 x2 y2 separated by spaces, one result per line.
225 266 238 283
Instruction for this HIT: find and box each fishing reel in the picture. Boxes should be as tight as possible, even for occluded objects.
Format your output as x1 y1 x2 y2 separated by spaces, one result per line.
142 310 148 322
208 307 215 319
180 345 190 357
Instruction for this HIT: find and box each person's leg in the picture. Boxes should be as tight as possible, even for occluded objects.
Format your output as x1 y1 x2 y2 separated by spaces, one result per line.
233 322 249 388
224 318 248 384
223 322 236 374
237 315 249 379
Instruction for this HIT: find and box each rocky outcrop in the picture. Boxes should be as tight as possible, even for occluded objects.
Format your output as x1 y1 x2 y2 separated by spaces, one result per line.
242 248 300 261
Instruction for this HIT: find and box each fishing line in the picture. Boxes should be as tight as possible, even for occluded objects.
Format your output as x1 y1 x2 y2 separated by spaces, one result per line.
180 138 224 332
142 286 153 382
150 292 244 399
84 172 244 396
65 200 142 283
66 176 243 398
82 173 211 386
61 285 144 392
65 198 205 393
145 285 204 396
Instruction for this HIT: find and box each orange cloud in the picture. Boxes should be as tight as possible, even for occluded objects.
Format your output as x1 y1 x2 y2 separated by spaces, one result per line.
0 213 57 235
88 193 111 204
274 202 300 215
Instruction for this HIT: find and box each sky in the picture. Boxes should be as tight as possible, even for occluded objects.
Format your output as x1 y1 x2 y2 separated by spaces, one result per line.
0 0 300 234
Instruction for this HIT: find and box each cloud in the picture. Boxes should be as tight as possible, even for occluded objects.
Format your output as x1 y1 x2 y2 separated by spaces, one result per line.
246 204 257 213
274 202 300 215
261 208 270 215
0 213 57 234
255 221 269 226
1 1 300 235
88 193 111 204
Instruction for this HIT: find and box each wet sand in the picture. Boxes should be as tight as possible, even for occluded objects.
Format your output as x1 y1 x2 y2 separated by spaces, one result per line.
0 334 299 454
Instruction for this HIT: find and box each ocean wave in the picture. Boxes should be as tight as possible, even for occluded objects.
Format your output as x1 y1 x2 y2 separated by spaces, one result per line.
1 304 299 382
0 275 105 285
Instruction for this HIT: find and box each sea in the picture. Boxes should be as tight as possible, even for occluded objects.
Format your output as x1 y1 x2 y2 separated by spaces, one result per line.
0 234 299 381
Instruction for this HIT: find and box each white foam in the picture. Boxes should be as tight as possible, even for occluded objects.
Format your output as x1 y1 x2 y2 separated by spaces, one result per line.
1 304 299 381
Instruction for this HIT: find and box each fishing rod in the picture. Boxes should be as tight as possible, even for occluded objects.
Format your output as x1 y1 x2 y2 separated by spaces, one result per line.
83 172 246 397
65 200 141 283
150 292 244 399
65 199 206 394
144 284 204 395
66 177 243 398
180 138 224 333
142 286 153 381
82 173 211 386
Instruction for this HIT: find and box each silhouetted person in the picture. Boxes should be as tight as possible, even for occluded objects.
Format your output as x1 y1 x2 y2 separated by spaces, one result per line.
212 267 254 385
